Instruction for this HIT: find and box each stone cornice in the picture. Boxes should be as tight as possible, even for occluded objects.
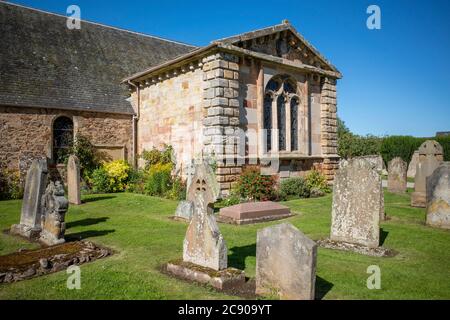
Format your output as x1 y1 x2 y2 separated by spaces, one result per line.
123 42 341 87
217 43 342 79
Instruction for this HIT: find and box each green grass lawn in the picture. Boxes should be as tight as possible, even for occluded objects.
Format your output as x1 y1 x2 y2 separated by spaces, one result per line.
0 190 449 300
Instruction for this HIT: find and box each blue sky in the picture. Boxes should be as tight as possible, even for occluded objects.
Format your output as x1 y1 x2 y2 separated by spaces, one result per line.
7 0 450 137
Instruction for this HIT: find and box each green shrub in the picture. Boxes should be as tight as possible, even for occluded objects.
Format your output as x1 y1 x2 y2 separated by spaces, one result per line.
380 135 426 165
165 176 186 200
338 133 382 159
435 135 450 161
90 167 111 193
71 134 100 177
280 177 310 198
305 170 330 193
0 169 23 200
216 193 242 207
126 169 147 194
144 163 173 197
233 167 276 201
140 144 173 170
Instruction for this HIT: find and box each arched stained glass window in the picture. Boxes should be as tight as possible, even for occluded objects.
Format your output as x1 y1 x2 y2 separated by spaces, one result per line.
277 95 286 151
53 116 73 164
263 94 272 152
264 75 298 153
291 97 299 151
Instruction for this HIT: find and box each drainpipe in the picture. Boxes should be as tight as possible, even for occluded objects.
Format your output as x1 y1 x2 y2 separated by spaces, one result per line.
127 80 140 169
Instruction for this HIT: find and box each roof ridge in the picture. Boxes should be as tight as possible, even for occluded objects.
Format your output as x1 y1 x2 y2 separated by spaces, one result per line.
2 1 197 48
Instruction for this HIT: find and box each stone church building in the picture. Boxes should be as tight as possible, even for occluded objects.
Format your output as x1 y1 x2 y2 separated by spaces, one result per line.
0 2 341 195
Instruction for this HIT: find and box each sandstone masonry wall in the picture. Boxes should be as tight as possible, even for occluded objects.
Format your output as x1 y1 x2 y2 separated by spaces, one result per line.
136 66 204 175
0 106 132 178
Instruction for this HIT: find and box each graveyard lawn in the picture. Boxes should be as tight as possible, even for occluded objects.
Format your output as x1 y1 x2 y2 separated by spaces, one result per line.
0 191 449 300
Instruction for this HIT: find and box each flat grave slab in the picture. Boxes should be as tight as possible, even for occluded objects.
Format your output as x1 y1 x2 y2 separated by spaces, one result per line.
217 201 294 225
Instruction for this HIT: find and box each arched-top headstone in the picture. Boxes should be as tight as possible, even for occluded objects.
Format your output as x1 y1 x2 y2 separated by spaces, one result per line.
426 162 450 229
387 157 407 193
418 140 443 156
412 140 444 207
330 158 381 248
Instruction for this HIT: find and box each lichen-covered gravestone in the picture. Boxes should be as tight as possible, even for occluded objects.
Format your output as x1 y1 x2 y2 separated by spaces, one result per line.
426 162 450 229
407 150 419 178
387 157 407 193
182 164 227 270
40 181 69 245
412 140 444 207
167 164 244 290
67 154 81 205
330 158 381 248
10 158 48 239
354 156 385 220
173 161 219 221
256 223 317 300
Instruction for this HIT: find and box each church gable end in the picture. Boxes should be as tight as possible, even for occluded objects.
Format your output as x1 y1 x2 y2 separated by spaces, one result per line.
214 21 339 75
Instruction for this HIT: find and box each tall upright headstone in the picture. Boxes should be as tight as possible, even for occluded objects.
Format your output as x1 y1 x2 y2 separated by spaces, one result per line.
387 157 407 193
426 162 450 229
411 140 444 207
40 181 69 245
67 155 81 205
330 158 381 248
256 223 317 300
10 158 48 239
183 164 227 270
407 150 419 178
355 156 385 220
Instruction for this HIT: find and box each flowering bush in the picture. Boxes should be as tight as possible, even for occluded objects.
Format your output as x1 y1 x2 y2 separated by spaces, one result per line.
233 166 276 201
90 160 131 193
104 160 131 192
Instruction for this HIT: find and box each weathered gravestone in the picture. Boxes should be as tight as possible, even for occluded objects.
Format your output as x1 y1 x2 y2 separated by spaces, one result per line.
174 200 194 221
166 164 244 289
358 155 384 174
411 140 444 207
330 158 381 248
10 159 48 239
387 157 407 193
407 150 419 178
173 160 219 221
426 162 450 229
256 223 317 300
354 156 385 220
67 155 81 205
40 181 69 245
182 164 227 270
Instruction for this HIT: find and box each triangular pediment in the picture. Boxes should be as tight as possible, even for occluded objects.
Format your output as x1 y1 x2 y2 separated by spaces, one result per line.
213 21 338 73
